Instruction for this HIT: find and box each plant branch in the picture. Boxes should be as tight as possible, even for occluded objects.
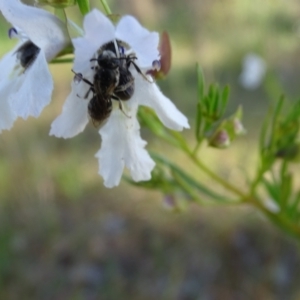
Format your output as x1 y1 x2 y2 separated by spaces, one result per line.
100 0 112 14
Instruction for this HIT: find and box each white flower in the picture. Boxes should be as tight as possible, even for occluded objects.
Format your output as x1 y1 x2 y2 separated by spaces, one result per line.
0 0 69 132
50 9 189 188
239 53 266 90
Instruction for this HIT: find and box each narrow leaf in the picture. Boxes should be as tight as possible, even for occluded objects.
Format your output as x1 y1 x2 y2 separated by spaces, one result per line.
152 153 233 203
196 64 205 101
77 0 90 15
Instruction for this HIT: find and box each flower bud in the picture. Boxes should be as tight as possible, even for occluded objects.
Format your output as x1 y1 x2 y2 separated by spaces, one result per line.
233 118 246 136
209 129 231 148
147 31 171 79
163 194 177 210
163 194 186 211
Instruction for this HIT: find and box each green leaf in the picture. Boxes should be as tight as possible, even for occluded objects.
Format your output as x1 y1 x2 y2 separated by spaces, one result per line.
288 191 300 221
123 165 174 192
262 178 279 202
54 8 67 21
39 0 76 8
280 173 292 210
138 108 186 148
50 58 73 64
152 153 233 203
195 102 202 141
259 108 271 156
208 84 216 116
212 87 220 118
196 64 205 101
220 85 230 115
270 95 285 151
77 0 90 15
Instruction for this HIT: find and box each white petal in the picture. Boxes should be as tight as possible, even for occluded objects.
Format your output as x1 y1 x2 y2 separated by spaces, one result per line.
96 108 155 188
73 9 115 72
83 9 115 45
0 0 69 60
0 81 17 132
0 48 19 131
116 16 159 68
239 53 266 90
9 52 53 119
134 75 190 131
50 81 89 138
0 43 21 81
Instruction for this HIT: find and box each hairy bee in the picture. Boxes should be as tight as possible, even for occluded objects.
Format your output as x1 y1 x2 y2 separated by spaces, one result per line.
73 40 151 125
72 69 114 125
92 40 152 101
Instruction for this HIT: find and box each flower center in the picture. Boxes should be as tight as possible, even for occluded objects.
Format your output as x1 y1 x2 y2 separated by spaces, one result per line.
16 41 41 69
8 28 41 70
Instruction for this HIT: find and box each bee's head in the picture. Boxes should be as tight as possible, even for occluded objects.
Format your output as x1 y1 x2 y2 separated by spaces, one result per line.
97 50 119 69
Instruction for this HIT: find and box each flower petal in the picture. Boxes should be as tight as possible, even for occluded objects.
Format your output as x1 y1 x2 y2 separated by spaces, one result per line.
0 81 17 132
0 0 69 60
239 53 266 89
9 52 53 119
0 43 21 81
116 16 159 68
134 75 190 130
50 81 89 138
96 108 155 188
73 9 115 72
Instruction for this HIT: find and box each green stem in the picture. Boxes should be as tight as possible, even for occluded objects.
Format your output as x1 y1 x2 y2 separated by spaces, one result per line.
185 147 246 198
188 146 300 238
192 140 203 155
145 117 300 238
100 0 112 14
157 131 246 199
50 58 73 64
250 166 265 195
247 197 300 239
171 170 203 204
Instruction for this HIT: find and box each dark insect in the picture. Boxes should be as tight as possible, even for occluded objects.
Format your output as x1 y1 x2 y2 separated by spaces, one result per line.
72 70 114 126
73 40 151 125
16 41 40 69
91 40 152 101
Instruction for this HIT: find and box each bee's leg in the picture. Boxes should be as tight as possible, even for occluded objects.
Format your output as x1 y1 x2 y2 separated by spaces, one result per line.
71 70 95 99
76 86 94 99
72 70 94 86
81 77 94 87
111 95 131 118
83 87 95 99
128 60 154 83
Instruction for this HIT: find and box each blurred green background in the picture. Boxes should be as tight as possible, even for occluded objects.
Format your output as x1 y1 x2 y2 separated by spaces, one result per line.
1 0 300 299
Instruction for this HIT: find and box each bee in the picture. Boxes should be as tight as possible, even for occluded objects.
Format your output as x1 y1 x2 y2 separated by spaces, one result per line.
72 69 114 125
91 40 152 101
73 40 152 125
